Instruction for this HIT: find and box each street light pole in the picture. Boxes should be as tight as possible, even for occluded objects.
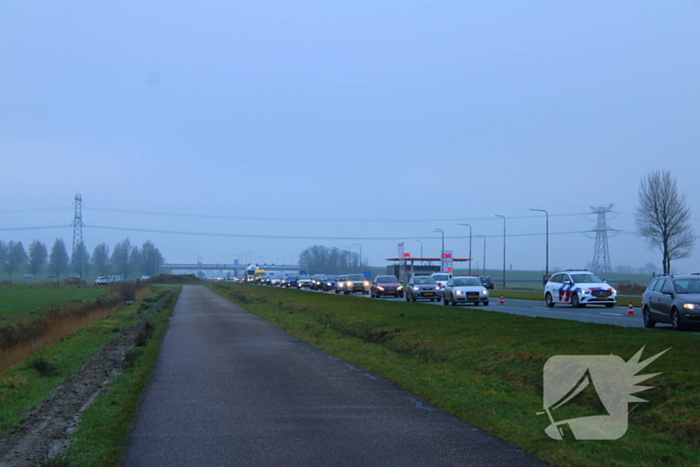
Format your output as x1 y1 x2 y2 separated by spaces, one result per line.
457 223 472 275
530 208 549 277
493 215 506 288
413 239 423 261
352 243 363 268
475 235 486 276
432 228 445 272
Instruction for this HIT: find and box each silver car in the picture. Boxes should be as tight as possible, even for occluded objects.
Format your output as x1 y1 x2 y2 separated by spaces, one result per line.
405 275 440 302
443 276 489 306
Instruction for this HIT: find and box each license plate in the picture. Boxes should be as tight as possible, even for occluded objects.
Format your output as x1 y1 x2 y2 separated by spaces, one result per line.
424 292 434 296
467 293 479 299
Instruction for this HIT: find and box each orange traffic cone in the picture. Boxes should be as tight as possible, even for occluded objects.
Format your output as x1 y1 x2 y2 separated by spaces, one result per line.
499 294 505 305
627 302 635 316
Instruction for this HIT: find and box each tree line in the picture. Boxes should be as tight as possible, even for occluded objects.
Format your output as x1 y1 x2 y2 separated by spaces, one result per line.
298 245 366 275
0 238 164 280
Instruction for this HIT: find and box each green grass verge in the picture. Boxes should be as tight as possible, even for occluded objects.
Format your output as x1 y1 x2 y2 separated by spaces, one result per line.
494 289 643 308
209 283 698 467
0 286 179 466
61 287 179 465
0 283 109 321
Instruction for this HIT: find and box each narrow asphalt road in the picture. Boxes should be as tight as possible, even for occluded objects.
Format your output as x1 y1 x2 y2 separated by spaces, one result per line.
123 286 549 466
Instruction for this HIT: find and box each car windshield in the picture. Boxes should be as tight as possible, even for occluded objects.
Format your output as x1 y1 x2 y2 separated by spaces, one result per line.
327 275 338 280
454 278 481 286
432 274 449 281
571 273 603 283
377 276 398 284
348 274 365 281
673 279 700 294
286 275 299 280
415 277 436 284
314 275 327 280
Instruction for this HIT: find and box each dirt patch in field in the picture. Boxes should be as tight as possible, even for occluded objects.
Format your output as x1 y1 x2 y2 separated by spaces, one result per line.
0 291 175 467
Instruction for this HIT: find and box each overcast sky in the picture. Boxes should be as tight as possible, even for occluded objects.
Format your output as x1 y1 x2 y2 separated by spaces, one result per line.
2 1 699 275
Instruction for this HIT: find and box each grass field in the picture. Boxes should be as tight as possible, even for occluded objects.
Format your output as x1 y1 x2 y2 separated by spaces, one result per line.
210 283 699 467
0 283 109 322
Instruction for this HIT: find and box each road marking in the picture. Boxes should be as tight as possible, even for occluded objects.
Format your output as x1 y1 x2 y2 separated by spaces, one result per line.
601 312 624 316
404 397 435 412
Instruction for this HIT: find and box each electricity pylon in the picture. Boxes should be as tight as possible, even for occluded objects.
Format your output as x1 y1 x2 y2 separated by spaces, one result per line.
585 204 619 275
72 193 85 277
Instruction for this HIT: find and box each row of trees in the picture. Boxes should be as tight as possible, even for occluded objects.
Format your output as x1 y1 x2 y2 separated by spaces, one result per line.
298 245 367 275
0 238 164 279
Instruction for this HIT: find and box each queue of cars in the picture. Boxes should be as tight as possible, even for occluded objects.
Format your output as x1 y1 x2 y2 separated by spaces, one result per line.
245 268 698 332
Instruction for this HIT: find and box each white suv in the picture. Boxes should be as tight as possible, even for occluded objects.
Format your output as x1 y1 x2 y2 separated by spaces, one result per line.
544 270 617 308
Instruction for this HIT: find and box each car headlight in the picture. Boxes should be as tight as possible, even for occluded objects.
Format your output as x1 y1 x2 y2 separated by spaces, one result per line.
611 288 617 294
378 286 384 291
580 289 591 294
455 290 463 295
481 290 488 295
413 286 419 291
683 303 700 310
364 281 370 287
347 281 353 287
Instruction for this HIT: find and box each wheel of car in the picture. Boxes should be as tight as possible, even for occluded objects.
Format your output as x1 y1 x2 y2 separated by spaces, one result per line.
411 294 416 302
472 302 479 306
405 293 410 301
344 290 349 295
605 303 615 308
672 308 684 331
545 293 555 308
643 305 656 328
571 294 581 308
483 300 489 306
335 289 340 294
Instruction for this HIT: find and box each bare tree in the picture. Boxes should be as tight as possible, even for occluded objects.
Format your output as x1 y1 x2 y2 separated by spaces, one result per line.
71 241 90 278
92 243 110 276
6 241 28 277
49 239 69 278
28 240 48 277
111 238 135 279
0 240 8 275
635 170 696 274
140 240 164 276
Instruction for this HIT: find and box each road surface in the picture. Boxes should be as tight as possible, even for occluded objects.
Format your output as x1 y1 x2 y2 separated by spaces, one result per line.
123 286 549 466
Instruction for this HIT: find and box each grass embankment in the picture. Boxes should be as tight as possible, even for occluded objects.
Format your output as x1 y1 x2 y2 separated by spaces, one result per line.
0 283 151 372
0 285 179 466
63 286 179 465
494 289 643 308
210 283 698 467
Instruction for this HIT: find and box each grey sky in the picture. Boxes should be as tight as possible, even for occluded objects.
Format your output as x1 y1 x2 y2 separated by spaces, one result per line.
2 1 699 273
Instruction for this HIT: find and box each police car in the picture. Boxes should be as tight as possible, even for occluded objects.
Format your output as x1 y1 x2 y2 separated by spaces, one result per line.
544 270 617 308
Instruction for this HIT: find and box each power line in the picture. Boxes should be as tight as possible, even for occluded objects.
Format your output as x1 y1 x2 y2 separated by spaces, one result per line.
0 225 71 231
0 207 71 213
86 206 590 223
85 224 595 241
